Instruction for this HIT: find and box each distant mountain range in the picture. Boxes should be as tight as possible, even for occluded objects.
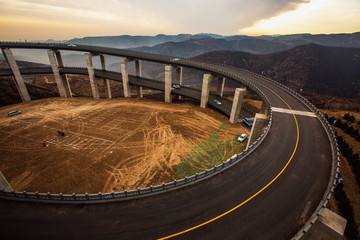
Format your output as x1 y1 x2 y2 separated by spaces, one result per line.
1 32 359 64
66 32 360 57
67 33 224 49
1 33 359 109
131 32 360 57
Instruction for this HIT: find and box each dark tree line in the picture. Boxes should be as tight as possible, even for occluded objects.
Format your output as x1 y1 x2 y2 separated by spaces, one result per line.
322 112 360 238
334 183 359 239
325 113 360 142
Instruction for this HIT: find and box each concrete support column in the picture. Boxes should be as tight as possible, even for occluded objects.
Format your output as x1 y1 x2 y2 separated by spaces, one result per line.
0 171 13 191
260 101 268 115
216 76 225 97
229 88 247 123
100 55 112 99
85 53 100 99
175 67 183 85
135 60 143 98
120 58 131 98
246 113 268 149
47 49 69 98
2 48 31 102
54 50 72 97
302 208 346 240
175 67 183 100
164 65 173 103
200 73 214 108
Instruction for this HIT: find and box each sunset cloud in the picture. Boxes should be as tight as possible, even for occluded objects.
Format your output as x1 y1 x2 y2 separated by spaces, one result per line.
0 0 358 40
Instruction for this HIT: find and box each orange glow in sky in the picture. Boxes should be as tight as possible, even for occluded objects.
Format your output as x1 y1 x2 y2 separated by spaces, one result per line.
0 0 359 40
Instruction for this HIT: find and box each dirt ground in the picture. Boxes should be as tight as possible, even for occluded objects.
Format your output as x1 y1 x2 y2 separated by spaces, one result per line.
0 97 246 194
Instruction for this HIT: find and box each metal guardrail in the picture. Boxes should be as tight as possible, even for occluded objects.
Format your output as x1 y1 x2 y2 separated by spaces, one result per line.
0 42 340 239
180 59 340 239
0 42 272 203
244 72 339 240
0 113 272 203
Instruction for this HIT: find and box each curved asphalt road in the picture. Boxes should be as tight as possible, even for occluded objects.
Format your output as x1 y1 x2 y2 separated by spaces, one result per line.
0 43 332 239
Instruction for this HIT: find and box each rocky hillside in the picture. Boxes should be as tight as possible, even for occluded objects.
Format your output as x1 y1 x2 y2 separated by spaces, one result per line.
193 44 360 100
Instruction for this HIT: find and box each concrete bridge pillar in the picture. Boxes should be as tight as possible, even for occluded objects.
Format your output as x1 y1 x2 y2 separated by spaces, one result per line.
120 58 131 98
164 65 173 103
47 50 72 98
0 171 13 191
135 60 143 98
260 101 269 115
100 55 112 99
85 53 100 99
246 113 268 149
200 73 214 108
216 76 225 97
302 208 346 240
54 50 72 97
175 66 183 100
229 87 247 123
2 48 31 102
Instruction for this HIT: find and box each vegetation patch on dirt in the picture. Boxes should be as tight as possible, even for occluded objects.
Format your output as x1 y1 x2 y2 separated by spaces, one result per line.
176 122 246 178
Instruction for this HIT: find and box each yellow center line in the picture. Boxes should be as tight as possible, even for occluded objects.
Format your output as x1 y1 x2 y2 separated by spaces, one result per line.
158 77 300 240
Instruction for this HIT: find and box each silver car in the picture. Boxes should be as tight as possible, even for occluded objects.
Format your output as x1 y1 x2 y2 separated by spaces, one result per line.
214 100 222 105
238 133 247 142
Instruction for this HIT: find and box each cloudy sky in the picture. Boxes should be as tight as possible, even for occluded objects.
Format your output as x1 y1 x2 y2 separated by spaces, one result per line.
0 0 359 40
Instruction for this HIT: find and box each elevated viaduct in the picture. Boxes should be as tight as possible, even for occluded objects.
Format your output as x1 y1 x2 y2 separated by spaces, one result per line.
0 42 342 239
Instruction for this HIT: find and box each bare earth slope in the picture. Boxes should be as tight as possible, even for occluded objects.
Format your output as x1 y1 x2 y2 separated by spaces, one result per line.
0 97 245 194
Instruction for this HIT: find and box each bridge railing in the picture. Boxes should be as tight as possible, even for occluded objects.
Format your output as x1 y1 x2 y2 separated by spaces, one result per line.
247 72 339 240
0 60 273 203
188 59 340 239
0 112 272 203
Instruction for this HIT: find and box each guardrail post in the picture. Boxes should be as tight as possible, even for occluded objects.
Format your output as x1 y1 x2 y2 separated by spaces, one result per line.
98 192 102 199
2 48 31 101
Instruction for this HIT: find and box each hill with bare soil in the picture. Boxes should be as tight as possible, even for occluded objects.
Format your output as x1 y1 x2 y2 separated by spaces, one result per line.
192 44 360 109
